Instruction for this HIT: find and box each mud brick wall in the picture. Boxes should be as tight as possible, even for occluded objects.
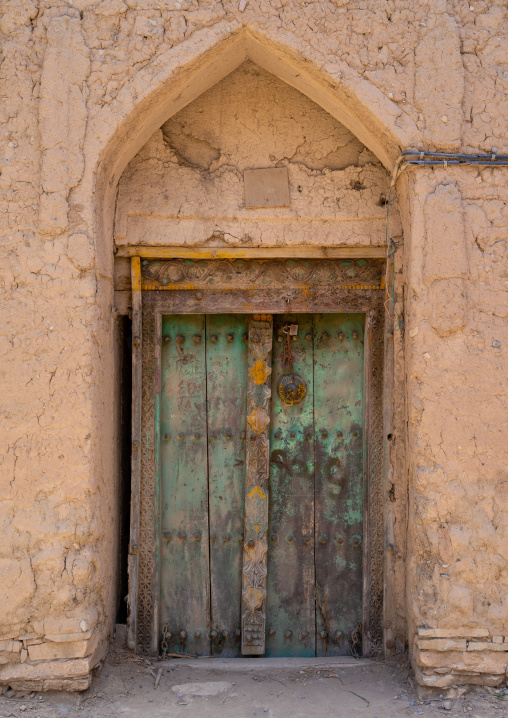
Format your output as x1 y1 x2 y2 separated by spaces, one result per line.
0 0 506 692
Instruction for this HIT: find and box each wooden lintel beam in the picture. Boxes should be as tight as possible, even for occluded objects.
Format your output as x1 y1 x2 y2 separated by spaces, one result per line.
114 245 387 260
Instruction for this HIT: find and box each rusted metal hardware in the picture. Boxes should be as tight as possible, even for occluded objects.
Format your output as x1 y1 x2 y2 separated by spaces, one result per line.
278 374 307 407
278 323 307 407
281 323 297 371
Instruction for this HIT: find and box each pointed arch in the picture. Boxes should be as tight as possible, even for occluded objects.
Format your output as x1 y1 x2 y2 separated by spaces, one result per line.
81 24 420 266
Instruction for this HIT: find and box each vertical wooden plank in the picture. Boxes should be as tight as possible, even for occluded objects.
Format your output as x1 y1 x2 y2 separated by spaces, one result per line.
151 313 162 656
314 313 365 657
159 315 210 656
127 256 141 651
207 315 248 657
362 311 373 657
241 314 273 656
266 314 316 657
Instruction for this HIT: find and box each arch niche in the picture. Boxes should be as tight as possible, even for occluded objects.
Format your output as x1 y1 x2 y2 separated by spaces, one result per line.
89 27 411 658
90 26 417 267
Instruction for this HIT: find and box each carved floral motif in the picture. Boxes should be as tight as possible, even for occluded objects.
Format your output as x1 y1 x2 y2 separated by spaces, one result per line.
141 258 384 290
242 315 273 655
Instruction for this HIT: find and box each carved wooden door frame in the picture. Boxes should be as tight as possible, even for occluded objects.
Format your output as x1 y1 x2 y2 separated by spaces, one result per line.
127 256 385 659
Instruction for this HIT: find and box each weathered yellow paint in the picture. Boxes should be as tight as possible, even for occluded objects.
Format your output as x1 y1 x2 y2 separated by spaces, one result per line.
130 255 142 292
249 358 272 385
247 407 271 434
117 245 387 260
247 486 268 500
142 280 384 291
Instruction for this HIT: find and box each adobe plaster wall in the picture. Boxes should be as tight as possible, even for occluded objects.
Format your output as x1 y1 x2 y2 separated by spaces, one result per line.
0 0 506 694
114 61 391 249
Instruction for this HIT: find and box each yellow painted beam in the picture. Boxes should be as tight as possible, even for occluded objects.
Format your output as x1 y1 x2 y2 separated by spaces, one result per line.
131 255 142 293
116 245 387 260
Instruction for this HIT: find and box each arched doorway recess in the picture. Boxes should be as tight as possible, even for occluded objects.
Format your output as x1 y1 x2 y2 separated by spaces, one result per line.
85 27 412 662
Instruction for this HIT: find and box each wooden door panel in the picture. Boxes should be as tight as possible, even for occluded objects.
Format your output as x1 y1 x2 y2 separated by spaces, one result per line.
206 315 248 657
160 315 210 656
313 313 364 656
266 314 316 657
158 312 365 659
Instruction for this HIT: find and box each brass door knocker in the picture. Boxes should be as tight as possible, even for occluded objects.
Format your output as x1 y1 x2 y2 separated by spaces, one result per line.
278 324 307 406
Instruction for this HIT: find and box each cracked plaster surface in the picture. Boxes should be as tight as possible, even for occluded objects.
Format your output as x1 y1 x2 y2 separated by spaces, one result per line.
0 0 507 690
115 62 392 247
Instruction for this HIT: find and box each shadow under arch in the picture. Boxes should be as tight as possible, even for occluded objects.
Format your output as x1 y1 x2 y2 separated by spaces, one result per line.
90 24 419 267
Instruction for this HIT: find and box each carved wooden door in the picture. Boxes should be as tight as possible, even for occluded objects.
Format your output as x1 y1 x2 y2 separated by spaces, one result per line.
159 312 364 658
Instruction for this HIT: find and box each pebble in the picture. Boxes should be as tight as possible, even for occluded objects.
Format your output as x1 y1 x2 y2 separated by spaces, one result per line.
443 699 452 710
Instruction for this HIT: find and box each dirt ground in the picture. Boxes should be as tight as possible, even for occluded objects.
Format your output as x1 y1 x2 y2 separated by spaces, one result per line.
0 648 506 718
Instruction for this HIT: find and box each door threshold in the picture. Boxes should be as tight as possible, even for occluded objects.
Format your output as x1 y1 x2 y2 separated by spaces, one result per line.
165 656 374 670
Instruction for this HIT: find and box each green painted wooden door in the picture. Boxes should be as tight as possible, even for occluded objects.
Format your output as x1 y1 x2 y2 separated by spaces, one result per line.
159 313 364 658
160 314 247 657
267 313 364 657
